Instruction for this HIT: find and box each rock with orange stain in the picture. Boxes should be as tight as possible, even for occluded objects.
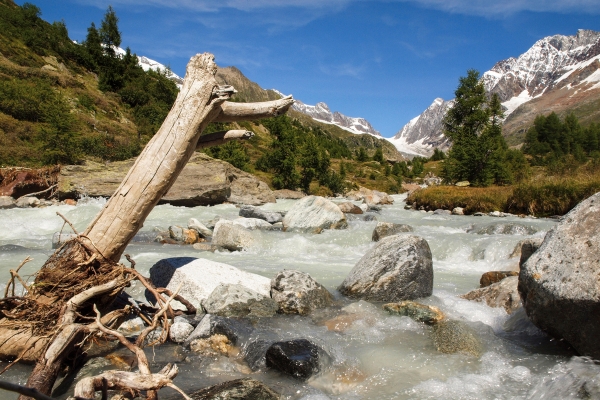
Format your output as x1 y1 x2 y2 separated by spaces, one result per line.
190 334 237 357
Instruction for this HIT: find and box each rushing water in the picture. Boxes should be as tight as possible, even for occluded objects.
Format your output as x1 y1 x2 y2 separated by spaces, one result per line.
0 194 598 399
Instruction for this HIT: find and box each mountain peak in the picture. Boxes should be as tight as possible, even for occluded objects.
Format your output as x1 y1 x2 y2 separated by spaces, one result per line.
390 29 600 156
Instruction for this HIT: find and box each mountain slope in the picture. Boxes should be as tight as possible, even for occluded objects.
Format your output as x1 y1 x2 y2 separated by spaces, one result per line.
217 68 403 161
391 29 600 155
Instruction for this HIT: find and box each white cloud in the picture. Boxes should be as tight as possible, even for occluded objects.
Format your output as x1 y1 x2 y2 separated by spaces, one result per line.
75 0 600 16
75 0 351 12
319 62 365 78
389 0 600 16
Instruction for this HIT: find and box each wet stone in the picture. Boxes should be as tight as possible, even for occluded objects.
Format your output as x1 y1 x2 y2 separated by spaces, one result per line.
187 378 279 400
383 301 445 325
265 339 323 381
202 283 279 318
184 315 254 347
431 320 481 356
371 222 414 242
270 270 333 315
169 320 194 343
479 271 518 288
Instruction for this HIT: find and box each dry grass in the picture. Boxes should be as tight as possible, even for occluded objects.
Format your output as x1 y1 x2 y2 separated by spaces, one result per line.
408 165 600 217
407 186 513 214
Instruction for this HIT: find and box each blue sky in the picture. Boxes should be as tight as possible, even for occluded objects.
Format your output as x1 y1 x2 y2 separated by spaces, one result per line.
20 0 600 137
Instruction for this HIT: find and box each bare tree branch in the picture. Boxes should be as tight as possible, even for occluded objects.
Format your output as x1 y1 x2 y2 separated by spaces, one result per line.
196 130 254 149
213 95 294 122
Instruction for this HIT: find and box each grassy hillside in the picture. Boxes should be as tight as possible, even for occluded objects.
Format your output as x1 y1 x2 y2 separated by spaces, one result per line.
0 0 411 195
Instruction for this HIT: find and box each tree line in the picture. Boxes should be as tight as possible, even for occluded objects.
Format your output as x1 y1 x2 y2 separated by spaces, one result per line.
437 69 600 187
0 2 178 165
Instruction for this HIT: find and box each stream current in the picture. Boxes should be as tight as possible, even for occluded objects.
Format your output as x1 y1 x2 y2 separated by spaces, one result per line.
0 194 598 399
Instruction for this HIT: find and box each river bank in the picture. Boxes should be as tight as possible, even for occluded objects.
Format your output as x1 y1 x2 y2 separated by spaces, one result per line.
1 193 598 399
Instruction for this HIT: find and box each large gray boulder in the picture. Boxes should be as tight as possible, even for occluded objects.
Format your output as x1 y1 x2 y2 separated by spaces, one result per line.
239 205 284 224
58 153 275 206
282 195 347 233
149 257 271 309
203 283 278 318
338 234 433 302
270 270 334 315
212 220 256 251
371 222 414 242
519 192 600 359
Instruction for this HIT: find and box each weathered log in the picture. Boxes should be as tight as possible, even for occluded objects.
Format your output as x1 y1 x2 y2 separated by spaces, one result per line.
6 52 294 398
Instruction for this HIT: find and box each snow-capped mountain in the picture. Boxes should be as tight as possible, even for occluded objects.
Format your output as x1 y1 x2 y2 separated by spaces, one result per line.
271 90 381 136
387 98 453 156
390 29 600 156
115 47 183 87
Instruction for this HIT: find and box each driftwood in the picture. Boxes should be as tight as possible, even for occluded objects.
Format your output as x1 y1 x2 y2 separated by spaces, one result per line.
0 52 294 399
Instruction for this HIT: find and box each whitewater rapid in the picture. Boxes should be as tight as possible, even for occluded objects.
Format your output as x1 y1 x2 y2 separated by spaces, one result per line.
0 194 597 399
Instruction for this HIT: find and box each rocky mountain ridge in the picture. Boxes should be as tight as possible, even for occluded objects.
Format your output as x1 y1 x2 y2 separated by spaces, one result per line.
272 90 382 137
390 29 600 156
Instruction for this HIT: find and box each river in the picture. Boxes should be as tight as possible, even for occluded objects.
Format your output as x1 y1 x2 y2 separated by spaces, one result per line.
0 194 598 399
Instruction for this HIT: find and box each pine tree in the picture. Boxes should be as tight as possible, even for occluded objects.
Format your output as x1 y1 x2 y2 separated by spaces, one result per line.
84 22 103 68
442 70 511 186
100 6 121 57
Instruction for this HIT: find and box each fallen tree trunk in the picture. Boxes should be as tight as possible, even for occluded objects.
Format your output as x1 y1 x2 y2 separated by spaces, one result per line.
0 52 293 399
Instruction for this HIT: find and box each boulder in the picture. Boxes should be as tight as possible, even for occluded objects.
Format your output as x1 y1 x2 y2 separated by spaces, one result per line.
232 217 275 231
149 257 271 309
362 214 377 222
282 196 347 233
187 378 279 400
371 222 414 242
239 205 284 224
203 283 278 318
270 270 334 315
117 316 146 336
479 271 519 287
168 225 202 244
461 276 521 314
188 218 213 238
58 153 275 206
192 243 218 252
243 339 276 371
452 207 464 215
212 220 256 251
15 196 40 208
347 187 394 205
431 320 481 356
338 234 433 302
184 314 254 347
337 202 363 214
265 339 324 381
468 222 537 235
273 189 305 199
519 192 600 359
509 237 544 268
433 209 451 215
383 301 445 325
169 321 195 343
0 196 15 209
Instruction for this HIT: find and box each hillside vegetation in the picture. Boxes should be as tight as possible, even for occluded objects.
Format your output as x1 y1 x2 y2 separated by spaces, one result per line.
0 0 409 196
